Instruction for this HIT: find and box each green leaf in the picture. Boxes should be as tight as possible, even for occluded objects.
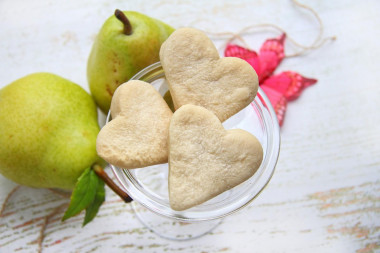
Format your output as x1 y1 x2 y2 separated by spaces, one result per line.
83 178 105 226
62 167 99 221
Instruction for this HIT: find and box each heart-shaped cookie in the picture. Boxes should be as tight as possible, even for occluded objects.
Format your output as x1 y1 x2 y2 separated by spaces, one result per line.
96 80 173 169
160 27 259 122
168 104 263 211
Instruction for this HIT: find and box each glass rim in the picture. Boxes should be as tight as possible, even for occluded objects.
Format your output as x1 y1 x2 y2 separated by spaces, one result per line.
109 62 281 222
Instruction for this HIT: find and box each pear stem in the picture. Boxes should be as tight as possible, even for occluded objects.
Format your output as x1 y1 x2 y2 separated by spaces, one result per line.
92 164 133 203
114 9 132 35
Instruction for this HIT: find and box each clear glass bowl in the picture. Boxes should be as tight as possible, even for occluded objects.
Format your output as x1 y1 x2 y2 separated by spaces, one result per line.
108 62 280 238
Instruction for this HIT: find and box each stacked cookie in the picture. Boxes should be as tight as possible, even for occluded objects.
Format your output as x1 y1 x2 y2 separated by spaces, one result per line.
96 28 263 211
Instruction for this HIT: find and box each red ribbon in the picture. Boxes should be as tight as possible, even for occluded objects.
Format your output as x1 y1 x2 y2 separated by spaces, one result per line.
224 33 317 126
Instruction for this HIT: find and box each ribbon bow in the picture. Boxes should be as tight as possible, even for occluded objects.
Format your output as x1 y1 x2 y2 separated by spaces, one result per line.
224 33 317 126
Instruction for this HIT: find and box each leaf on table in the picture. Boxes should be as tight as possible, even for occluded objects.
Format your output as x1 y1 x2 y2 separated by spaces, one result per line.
62 167 99 221
83 178 105 226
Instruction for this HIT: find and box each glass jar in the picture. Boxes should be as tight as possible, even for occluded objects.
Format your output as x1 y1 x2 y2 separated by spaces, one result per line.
108 62 280 240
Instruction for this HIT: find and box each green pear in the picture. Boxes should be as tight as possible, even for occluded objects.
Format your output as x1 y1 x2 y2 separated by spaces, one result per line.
87 10 175 114
0 73 100 190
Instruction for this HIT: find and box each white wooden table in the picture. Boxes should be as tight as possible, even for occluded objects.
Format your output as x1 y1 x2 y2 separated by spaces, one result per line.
1 0 379 252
